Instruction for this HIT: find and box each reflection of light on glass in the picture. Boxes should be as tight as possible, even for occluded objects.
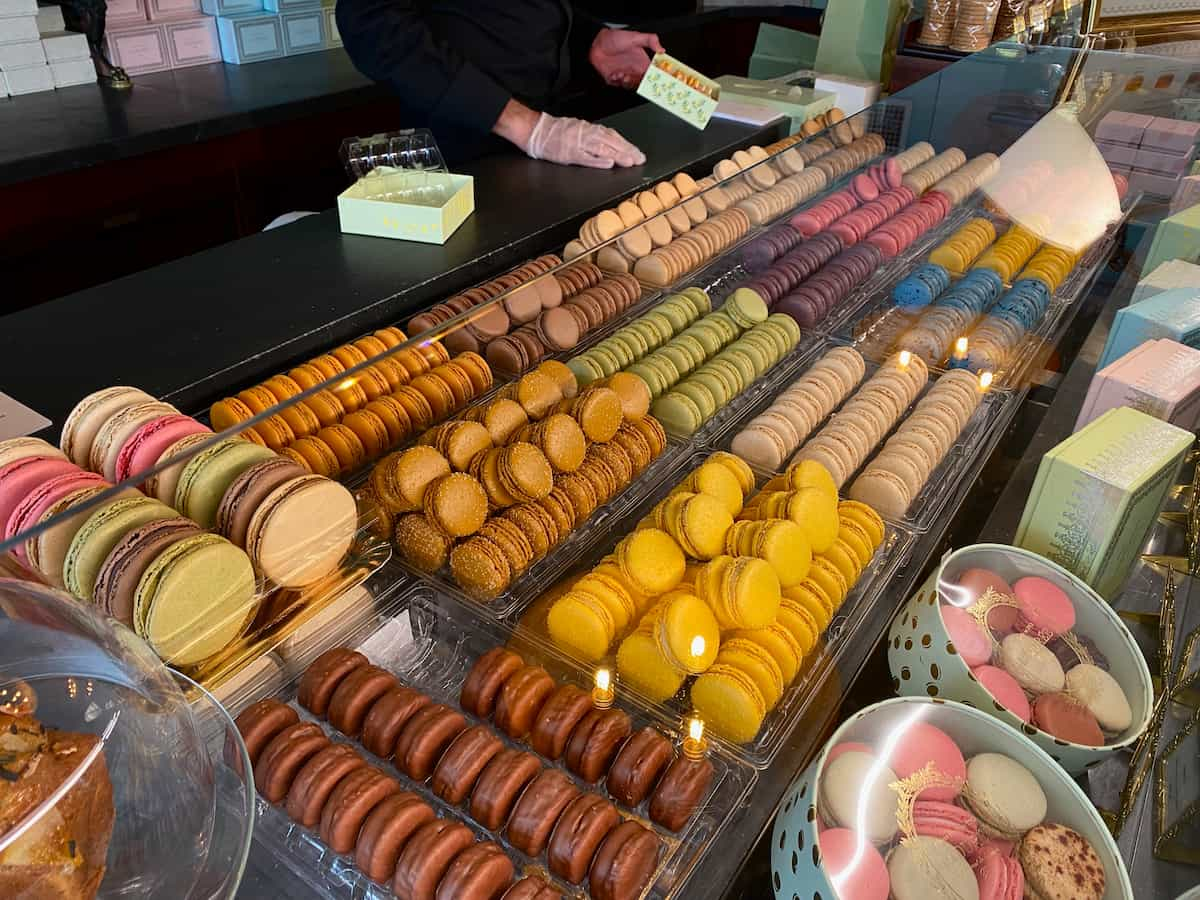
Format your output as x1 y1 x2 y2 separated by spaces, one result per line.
937 575 974 608
979 371 994 392
949 337 969 370
337 378 357 392
830 707 925 897
690 635 706 659
898 350 912 370
683 716 708 759
66 678 77 699
592 668 614 708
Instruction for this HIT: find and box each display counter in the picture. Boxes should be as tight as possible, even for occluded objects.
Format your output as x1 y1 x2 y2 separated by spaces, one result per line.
1 40 1197 900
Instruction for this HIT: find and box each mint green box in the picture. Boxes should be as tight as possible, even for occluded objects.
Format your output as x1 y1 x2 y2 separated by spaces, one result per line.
814 0 909 85
1015 407 1194 599
1145 202 1200 274
748 22 818 79
337 170 474 244
637 53 719 130
713 76 834 134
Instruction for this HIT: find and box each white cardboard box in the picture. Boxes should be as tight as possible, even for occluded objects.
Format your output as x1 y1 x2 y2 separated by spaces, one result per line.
215 12 281 63
105 23 169 73
41 30 88 61
0 15 38 43
50 56 93 86
0 0 36 18
35 4 64 34
2 61 52 93
0 37 43 67
280 8 320 54
264 0 319 11
813 73 879 116
164 15 219 67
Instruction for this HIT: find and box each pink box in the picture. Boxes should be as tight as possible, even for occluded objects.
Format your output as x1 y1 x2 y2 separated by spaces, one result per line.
104 0 150 25
105 23 170 74
1076 338 1200 431
146 0 204 22
165 16 219 67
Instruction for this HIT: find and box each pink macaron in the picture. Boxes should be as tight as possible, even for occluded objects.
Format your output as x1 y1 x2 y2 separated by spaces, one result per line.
0 456 80 548
114 414 211 485
941 603 993 667
5 470 108 564
975 840 1024 900
824 741 873 769
912 799 979 853
949 567 1018 633
884 721 966 801
972 665 1031 723
819 828 889 900
1013 576 1076 641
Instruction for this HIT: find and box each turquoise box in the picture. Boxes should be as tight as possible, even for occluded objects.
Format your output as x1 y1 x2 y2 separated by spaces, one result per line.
1099 287 1200 369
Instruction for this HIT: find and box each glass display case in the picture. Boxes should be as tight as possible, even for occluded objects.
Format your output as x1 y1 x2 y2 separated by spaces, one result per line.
2 39 1199 900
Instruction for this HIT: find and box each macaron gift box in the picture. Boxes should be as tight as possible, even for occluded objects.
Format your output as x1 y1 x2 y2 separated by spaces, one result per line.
637 53 721 130
1098 286 1200 370
1075 338 1200 432
1015 406 1193 599
771 696 1134 900
338 167 475 244
887 543 1152 774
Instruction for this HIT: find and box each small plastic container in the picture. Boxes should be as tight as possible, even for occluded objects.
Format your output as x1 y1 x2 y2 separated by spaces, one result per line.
771 696 1134 900
0 577 256 899
887 543 1153 774
339 129 447 179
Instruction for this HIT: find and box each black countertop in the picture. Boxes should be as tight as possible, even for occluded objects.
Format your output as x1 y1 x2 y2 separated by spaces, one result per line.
0 103 782 432
0 50 381 187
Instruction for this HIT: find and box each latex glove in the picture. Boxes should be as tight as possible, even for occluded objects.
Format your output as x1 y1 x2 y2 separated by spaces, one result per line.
589 28 665 89
526 112 646 169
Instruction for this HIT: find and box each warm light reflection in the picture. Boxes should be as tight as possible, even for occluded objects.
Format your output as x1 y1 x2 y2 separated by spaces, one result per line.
979 371 994 392
955 337 969 356
690 635 706 659
683 716 708 759
592 668 614 708
898 350 912 370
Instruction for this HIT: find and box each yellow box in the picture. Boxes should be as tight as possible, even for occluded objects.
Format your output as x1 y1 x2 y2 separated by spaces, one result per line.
637 53 719 130
337 169 474 244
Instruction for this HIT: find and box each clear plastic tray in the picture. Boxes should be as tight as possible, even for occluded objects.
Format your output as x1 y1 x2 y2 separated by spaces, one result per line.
705 339 1007 533
247 579 757 900
513 449 917 768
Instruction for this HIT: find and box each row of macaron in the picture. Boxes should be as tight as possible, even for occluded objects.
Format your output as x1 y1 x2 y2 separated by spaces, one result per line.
813 719 1109 900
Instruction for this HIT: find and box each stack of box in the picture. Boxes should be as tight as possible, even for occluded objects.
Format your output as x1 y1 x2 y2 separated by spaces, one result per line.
1095 111 1200 198
208 0 335 65
1 0 47 96
104 0 221 74
1132 259 1200 304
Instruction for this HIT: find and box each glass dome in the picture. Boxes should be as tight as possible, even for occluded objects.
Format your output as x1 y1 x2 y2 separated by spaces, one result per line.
0 577 255 898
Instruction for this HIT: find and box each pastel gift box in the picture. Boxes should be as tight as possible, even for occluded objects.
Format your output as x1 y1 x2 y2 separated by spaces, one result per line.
263 0 319 12
1077 339 1200 431
747 22 818 79
0 16 38 43
0 38 44 67
1145 204 1200 275
713 75 834 134
1 62 50 93
814 0 907 85
1170 175 1200 216
102 0 149 26
1096 111 1153 147
337 168 474 244
1099 287 1200 369
279 8 322 54
41 30 88 61
164 16 220 68
216 12 281 63
50 57 94 87
636 52 719 130
1132 259 1200 303
35 4 64 34
1015 406 1194 599
813 72 879 115
105 24 170 74
321 6 338 47
146 0 205 22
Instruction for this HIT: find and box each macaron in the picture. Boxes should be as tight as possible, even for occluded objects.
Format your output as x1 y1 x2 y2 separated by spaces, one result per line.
245 475 358 588
5 469 108 565
962 753 1047 841
884 721 966 802
114 414 211 485
818 828 888 900
175 439 277 529
0 456 82 546
973 665 1031 723
63 496 175 600
90 400 179 481
60 386 155 467
817 750 899 843
0 437 68 469
215 457 308 548
92 516 201 626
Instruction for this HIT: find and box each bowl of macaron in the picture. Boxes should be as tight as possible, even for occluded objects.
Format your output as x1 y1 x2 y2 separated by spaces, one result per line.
771 695 1133 900
886 543 1152 775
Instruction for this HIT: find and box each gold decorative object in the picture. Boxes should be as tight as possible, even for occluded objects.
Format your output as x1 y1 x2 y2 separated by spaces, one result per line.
1154 706 1200 863
890 762 964 840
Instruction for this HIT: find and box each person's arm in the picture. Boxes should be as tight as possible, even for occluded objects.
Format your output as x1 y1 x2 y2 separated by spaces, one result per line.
336 0 511 137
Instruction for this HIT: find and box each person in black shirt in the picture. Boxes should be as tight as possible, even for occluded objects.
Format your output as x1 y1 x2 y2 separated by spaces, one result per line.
336 0 664 167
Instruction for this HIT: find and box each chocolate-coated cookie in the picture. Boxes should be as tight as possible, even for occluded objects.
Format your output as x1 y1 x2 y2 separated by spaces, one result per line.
434 841 514 900
393 819 474 900
319 766 402 853
431 724 504 805
255 722 330 802
298 647 368 716
589 820 661 900
529 684 592 760
394 704 467 781
564 708 631 783
547 793 621 884
327 665 399 737
460 647 525 718
607 727 673 808
494 665 555 739
286 743 367 827
470 749 543 831
506 769 579 857
354 793 436 884
649 756 713 832
361 686 431 758
235 699 299 766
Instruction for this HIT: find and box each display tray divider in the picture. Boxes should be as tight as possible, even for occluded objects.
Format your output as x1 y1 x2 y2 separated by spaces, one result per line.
247 579 758 900
513 447 917 768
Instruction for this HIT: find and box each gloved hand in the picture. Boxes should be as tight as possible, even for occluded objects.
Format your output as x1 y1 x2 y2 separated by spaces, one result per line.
526 112 646 170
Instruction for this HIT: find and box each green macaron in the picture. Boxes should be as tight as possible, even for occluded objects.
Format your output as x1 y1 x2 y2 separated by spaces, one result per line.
709 358 747 394
767 313 803 345
721 347 760 385
599 337 634 368
568 355 603 387
707 311 743 341
642 312 675 344
658 299 692 333
674 335 709 368
682 287 711 317
651 391 704 436
64 496 175 601
675 381 718 419
175 438 275 529
591 346 622 377
630 320 663 351
613 329 648 360
724 287 770 329
645 353 683 388
659 344 696 379
691 369 731 407
627 363 666 398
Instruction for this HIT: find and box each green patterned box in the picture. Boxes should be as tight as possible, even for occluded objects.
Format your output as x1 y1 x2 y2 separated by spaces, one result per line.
1015 406 1194 598
337 169 473 244
636 53 719 130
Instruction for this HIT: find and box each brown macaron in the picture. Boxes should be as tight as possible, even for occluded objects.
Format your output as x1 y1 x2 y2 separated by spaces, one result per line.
215 457 307 548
